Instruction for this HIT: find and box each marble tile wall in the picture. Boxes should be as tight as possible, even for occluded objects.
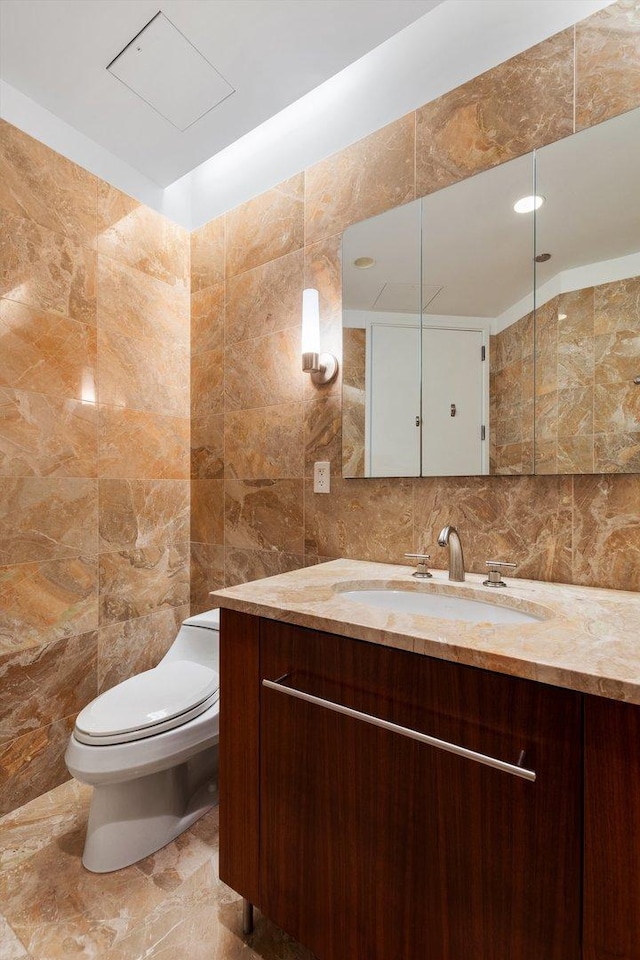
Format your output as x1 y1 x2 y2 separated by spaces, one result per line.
190 0 640 615
490 312 535 475
0 121 190 816
510 280 640 476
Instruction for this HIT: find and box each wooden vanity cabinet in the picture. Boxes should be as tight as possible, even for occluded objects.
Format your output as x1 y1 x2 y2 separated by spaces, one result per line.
583 696 640 960
220 610 583 960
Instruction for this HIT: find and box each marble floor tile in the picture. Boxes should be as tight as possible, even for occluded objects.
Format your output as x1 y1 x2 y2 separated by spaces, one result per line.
0 780 313 960
0 913 30 959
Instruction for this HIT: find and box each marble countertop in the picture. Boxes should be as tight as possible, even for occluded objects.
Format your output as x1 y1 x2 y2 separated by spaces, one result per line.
211 559 640 703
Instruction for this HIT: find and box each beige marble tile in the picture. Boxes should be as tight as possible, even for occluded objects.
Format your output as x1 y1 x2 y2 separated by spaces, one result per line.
594 330 640 384
573 473 640 590
191 282 224 357
558 337 594 390
0 556 98 655
225 249 303 346
0 823 166 958
557 386 594 437
190 215 225 293
305 114 415 244
492 443 524 476
0 388 97 479
225 479 304 554
535 390 559 442
191 479 224 545
191 349 224 419
416 31 573 196
224 403 304 480
593 275 640 335
0 717 75 817
224 327 303 411
535 349 559 399
304 396 342 477
594 381 640 433
98 605 189 692
594 431 640 473
557 436 594 474
190 542 225 614
557 288 595 341
0 299 97 401
97 256 189 346
305 477 414 565
225 174 304 278
97 184 188 287
0 120 97 252
1 212 97 326
98 405 189 480
0 478 97 564
136 827 215 892
413 475 573 582
0 778 90 874
304 234 342 320
99 479 189 553
224 547 305 588
576 0 640 130
0 631 97 746
191 414 224 481
98 328 189 417
98 540 189 626
0 913 30 959
534 438 559 475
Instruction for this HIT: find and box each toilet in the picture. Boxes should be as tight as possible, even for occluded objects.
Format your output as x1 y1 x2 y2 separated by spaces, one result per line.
65 609 221 873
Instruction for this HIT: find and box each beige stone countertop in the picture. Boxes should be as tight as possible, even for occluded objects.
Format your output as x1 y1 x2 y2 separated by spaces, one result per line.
211 558 640 704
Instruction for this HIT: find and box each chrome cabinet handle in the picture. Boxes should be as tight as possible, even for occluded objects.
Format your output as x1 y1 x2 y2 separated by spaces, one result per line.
262 678 536 782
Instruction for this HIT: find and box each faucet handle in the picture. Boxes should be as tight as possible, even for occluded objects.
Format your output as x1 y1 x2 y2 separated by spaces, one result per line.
483 560 517 588
404 553 433 580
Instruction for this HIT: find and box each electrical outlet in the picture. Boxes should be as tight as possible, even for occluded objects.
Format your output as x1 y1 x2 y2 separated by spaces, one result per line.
313 461 331 494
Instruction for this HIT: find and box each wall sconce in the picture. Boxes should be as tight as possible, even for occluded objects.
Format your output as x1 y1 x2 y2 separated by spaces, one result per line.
301 288 338 385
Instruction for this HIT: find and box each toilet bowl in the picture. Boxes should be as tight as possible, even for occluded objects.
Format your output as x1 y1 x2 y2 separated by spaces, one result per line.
65 609 220 873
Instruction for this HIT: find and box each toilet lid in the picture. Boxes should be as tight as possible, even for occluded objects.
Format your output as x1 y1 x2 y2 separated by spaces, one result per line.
75 660 219 740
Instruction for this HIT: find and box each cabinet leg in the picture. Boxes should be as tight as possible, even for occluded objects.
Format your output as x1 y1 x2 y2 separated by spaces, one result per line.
242 899 254 935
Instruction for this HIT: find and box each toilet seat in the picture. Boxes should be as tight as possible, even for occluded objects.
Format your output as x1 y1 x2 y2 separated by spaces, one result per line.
75 660 220 746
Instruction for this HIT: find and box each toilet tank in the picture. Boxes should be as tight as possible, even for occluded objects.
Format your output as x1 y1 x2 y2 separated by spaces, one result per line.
159 609 220 673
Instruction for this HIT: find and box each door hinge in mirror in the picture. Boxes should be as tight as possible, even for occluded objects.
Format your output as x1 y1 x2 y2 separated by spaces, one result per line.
481 425 486 440
481 345 486 361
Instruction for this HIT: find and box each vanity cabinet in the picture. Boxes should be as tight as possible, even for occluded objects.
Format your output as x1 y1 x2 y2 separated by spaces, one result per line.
220 610 583 960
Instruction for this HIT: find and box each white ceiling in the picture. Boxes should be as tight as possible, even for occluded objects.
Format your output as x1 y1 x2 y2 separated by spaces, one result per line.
0 0 613 229
0 0 440 185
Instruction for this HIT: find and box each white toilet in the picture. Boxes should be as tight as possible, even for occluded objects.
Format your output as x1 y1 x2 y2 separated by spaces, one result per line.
65 609 221 873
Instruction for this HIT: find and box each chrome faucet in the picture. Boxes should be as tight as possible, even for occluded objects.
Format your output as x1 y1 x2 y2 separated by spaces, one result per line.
437 525 465 582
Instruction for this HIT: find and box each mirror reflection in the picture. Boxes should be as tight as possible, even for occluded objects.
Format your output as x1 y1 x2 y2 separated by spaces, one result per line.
342 153 536 477
534 108 640 474
342 105 640 479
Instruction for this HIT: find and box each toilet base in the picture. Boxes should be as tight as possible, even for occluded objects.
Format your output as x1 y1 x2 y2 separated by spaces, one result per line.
82 751 218 873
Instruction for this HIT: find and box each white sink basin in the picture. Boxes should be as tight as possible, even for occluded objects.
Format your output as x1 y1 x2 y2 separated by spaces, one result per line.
340 588 544 625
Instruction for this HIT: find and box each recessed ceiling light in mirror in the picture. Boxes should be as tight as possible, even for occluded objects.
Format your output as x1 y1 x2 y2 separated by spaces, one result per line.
513 195 545 214
354 257 376 269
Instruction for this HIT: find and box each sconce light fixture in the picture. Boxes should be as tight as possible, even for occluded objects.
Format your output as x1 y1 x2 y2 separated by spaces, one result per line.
301 288 339 385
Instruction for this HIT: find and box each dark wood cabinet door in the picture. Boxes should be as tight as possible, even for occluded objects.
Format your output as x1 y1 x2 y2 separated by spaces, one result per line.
584 696 640 960
260 620 582 960
219 609 261 904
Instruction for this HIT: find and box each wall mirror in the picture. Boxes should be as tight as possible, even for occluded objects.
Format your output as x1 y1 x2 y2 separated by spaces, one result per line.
342 105 640 478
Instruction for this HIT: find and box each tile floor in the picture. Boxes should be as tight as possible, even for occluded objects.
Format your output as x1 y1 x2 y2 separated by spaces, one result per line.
0 779 314 959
